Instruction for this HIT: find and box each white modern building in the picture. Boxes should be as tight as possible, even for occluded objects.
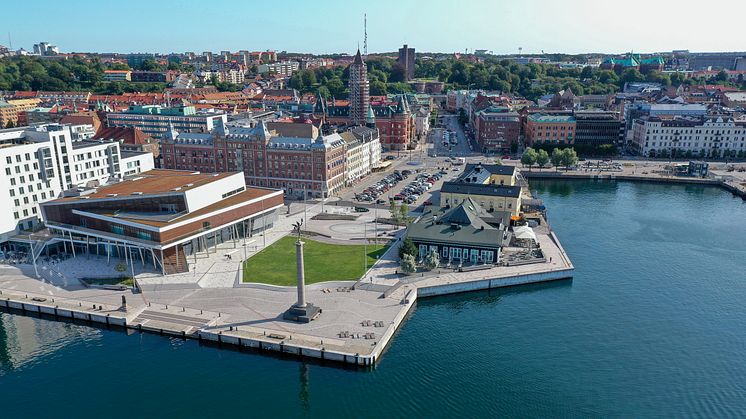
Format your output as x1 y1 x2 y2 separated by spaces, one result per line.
0 124 155 244
630 116 746 158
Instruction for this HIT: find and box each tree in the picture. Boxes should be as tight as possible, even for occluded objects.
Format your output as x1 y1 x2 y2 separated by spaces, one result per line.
399 203 409 225
424 249 440 270
370 80 387 96
389 201 401 224
619 68 645 86
400 254 416 274
5 120 15 128
560 148 578 169
551 148 564 171
521 147 537 170
536 149 550 168
139 59 162 72
109 62 130 71
325 78 345 98
399 237 417 259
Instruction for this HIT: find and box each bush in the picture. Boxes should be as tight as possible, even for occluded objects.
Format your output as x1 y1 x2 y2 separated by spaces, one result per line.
424 249 440 270
399 237 417 258
400 254 416 274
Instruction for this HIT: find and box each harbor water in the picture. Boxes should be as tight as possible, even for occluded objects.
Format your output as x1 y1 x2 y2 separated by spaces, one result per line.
1 180 746 417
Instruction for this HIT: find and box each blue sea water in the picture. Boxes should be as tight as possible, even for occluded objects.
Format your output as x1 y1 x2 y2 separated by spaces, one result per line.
1 180 745 418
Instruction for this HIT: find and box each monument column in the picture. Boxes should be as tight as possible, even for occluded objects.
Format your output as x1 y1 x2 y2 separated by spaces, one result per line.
296 239 306 308
284 220 321 323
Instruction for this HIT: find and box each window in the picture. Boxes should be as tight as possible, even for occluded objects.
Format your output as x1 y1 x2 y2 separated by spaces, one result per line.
202 221 211 230
111 225 125 235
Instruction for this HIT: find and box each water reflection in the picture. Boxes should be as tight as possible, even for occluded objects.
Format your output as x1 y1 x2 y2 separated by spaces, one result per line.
299 363 310 412
0 312 100 374
418 278 573 311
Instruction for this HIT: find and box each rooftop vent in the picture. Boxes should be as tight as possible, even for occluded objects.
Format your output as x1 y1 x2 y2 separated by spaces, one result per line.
185 183 194 187
172 187 182 191
106 193 118 197
77 196 90 199
132 192 143 195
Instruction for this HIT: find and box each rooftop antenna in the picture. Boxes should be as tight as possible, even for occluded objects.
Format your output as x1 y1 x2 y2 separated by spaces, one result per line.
8 32 12 50
363 13 367 56
519 47 523 57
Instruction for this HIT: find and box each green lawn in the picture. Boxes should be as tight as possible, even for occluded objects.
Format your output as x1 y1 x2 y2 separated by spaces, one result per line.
243 236 388 286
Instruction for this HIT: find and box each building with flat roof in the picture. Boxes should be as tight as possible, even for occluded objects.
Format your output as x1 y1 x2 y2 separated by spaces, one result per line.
573 111 622 146
525 114 576 146
106 105 227 139
103 70 132 82
40 169 284 275
474 107 521 153
0 99 42 127
0 123 155 244
439 164 522 217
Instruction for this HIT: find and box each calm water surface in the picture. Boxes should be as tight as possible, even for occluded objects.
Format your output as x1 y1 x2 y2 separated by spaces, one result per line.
1 180 745 418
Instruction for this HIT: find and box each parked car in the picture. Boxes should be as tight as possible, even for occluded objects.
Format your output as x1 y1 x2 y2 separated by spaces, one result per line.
354 207 370 213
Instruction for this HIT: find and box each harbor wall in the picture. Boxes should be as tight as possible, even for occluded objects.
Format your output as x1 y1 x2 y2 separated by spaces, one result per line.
417 268 575 297
523 172 746 198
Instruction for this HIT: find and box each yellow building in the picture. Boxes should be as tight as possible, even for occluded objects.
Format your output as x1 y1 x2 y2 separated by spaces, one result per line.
439 164 523 217
0 99 42 127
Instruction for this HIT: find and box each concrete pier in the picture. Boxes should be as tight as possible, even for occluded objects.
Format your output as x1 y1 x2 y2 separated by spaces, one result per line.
0 198 575 367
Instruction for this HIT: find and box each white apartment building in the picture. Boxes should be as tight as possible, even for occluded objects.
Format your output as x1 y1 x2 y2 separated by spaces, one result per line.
0 124 155 244
630 116 746 158
415 107 431 138
340 126 382 185
257 61 300 76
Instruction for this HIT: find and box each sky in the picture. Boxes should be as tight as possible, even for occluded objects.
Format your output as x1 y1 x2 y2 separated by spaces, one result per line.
3 0 746 55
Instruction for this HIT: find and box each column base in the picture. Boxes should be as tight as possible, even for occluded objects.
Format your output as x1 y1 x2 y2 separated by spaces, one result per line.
283 303 322 323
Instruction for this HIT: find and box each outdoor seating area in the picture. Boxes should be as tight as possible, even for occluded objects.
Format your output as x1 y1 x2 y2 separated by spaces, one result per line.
338 331 377 340
502 248 546 266
0 250 31 265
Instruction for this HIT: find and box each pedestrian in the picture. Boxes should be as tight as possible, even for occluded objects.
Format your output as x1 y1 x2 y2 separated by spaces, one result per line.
550 256 553 263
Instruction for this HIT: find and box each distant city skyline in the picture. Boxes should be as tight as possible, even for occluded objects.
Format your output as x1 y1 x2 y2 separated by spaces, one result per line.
3 0 746 55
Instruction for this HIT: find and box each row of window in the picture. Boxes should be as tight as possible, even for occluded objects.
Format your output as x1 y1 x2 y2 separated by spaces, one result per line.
5 153 33 164
13 206 37 220
418 244 495 263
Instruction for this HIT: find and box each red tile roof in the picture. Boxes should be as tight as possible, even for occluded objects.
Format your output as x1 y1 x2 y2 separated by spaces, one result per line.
94 126 152 145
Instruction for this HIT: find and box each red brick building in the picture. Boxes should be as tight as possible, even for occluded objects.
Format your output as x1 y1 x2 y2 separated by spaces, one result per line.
160 121 347 198
317 95 415 151
474 107 521 153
